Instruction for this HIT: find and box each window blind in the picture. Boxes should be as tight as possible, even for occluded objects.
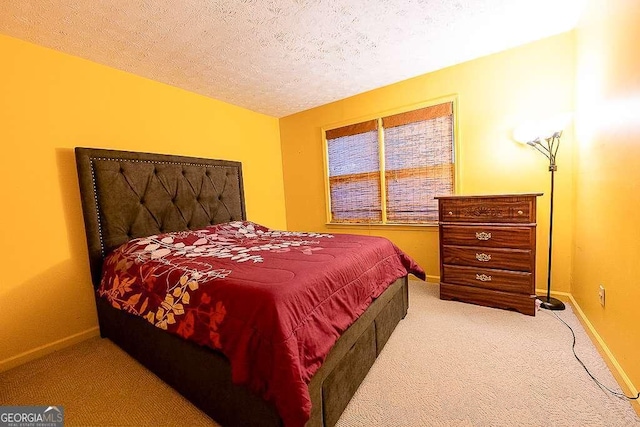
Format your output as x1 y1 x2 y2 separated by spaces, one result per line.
326 120 382 223
383 103 454 223
325 101 455 225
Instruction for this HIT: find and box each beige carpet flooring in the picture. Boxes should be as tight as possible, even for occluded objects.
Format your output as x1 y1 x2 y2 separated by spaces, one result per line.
1 282 639 426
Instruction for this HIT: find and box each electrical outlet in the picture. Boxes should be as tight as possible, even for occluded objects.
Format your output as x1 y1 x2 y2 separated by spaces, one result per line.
599 285 606 307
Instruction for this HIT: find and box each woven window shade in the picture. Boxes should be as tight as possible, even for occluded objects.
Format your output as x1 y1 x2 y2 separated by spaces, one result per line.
326 120 377 140
327 128 381 223
384 104 454 223
382 102 452 128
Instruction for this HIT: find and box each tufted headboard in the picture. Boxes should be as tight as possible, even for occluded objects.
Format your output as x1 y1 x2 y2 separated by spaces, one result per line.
75 147 246 288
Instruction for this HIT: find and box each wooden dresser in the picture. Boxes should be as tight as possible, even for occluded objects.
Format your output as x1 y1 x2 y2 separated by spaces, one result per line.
435 194 542 316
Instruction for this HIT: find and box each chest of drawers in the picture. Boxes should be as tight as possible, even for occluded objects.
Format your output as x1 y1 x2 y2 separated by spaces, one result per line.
435 194 542 316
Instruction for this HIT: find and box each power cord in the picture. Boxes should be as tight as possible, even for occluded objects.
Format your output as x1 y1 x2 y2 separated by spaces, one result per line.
549 310 639 400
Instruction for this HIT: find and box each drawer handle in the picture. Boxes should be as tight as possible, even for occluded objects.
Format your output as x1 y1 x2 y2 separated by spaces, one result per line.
448 211 453 215
475 232 492 240
475 253 491 262
518 210 524 215
476 274 492 282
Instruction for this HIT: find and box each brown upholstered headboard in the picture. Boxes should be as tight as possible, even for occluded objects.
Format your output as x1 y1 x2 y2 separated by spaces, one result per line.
75 147 246 288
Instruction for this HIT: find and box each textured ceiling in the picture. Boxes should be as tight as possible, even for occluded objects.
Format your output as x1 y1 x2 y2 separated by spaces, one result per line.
1 1 586 117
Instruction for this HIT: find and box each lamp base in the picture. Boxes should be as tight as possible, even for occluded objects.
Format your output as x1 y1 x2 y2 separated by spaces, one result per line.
537 295 566 311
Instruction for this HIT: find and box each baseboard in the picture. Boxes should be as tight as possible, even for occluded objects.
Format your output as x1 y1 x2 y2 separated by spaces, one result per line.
567 295 640 413
534 288 572 303
426 274 439 283
0 327 100 373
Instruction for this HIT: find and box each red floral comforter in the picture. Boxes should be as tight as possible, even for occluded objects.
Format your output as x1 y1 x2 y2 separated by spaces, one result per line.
98 221 425 426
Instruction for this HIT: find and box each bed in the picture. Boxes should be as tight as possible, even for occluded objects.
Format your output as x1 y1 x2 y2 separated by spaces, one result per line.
75 147 423 427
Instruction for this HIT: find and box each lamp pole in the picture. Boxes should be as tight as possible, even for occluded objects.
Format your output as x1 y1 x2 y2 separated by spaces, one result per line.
528 132 565 310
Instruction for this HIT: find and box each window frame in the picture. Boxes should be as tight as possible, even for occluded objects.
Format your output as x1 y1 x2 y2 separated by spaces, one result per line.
322 95 460 227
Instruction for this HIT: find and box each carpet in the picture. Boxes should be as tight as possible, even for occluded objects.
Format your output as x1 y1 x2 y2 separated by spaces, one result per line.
1 282 638 426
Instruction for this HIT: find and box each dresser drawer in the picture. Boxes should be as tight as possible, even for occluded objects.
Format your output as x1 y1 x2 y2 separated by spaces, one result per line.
440 225 534 249
440 283 536 316
438 196 535 223
442 265 533 294
442 245 533 272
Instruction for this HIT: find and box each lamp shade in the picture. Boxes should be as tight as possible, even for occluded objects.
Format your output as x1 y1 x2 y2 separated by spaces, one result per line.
513 121 541 144
514 113 572 143
540 113 572 139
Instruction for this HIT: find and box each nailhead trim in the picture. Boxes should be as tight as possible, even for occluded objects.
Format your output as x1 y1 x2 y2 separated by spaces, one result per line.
89 159 106 258
92 157 233 169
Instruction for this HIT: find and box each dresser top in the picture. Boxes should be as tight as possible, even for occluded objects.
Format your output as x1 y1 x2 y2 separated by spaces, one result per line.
434 193 543 200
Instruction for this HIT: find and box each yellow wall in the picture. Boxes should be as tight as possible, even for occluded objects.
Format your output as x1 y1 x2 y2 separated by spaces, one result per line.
2 7 638 403
574 0 640 397
0 34 286 370
280 33 576 289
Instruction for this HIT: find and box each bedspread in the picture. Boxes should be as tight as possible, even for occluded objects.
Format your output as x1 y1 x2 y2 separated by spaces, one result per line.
98 221 424 426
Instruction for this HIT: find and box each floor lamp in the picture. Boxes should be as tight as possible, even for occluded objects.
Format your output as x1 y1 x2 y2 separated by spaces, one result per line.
520 130 566 311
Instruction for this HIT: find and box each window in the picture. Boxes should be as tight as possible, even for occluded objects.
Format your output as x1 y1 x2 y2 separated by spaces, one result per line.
325 101 455 224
